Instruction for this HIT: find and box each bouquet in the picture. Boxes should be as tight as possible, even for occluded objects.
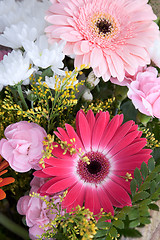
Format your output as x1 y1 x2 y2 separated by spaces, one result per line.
0 0 160 239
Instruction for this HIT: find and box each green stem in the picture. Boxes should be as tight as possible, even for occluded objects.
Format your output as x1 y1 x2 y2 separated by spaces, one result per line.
0 213 29 239
17 84 28 110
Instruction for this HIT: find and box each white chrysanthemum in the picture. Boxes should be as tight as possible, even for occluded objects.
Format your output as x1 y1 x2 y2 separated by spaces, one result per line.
0 22 39 49
23 35 65 73
0 50 36 89
0 0 51 41
149 32 160 68
0 0 22 32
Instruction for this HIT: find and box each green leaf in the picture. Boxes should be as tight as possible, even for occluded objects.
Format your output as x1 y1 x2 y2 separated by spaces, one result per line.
133 191 150 202
140 162 148 180
139 199 152 206
148 203 159 211
109 227 118 238
139 206 150 217
128 208 139 220
129 220 140 228
139 181 150 191
94 230 107 238
112 220 124 229
96 222 111 229
120 100 137 122
145 172 157 182
139 217 151 225
116 211 126 220
152 147 160 164
134 168 142 187
148 158 155 172
155 174 160 183
150 180 156 194
152 165 160 173
130 179 137 196
151 188 160 200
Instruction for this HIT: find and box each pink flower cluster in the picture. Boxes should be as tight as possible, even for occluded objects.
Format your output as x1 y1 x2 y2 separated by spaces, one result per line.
17 177 64 240
127 67 160 118
0 121 47 172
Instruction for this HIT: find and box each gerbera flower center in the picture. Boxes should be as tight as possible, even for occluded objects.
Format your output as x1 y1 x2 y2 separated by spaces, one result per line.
89 12 119 40
96 18 112 34
77 152 110 184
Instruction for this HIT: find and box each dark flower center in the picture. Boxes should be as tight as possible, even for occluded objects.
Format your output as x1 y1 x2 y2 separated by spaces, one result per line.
87 160 102 174
96 18 112 34
77 152 110 184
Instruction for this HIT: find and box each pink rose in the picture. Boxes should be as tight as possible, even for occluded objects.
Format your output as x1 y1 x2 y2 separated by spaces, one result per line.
17 177 64 240
110 66 145 86
0 121 47 172
127 67 160 118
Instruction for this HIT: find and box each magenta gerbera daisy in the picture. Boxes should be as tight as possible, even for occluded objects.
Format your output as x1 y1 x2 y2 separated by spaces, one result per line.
34 110 152 215
45 0 158 82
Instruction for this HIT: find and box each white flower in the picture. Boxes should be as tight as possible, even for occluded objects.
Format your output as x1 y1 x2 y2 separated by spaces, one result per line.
82 89 93 102
149 32 160 68
0 0 22 32
0 22 39 49
23 35 65 73
0 50 36 89
0 0 51 42
86 71 100 89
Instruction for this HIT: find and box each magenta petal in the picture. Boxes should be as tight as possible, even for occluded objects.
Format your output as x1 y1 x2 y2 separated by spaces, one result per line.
104 120 134 153
92 112 109 151
42 166 73 176
86 109 95 133
51 143 71 158
65 124 84 151
108 131 139 156
109 174 131 194
76 111 91 151
46 176 77 194
39 177 63 193
66 186 85 212
111 139 147 159
103 181 132 208
62 181 84 208
85 186 94 212
44 157 73 167
99 114 123 151
33 170 51 178
97 187 114 215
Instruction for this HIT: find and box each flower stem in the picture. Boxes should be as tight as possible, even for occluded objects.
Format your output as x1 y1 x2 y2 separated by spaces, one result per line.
0 213 29 239
17 84 28 110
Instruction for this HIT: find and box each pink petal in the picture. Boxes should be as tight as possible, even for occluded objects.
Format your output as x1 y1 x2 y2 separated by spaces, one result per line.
86 109 95 133
62 181 84 208
76 111 91 151
97 187 114 215
92 112 109 151
108 131 139 157
33 170 50 178
65 124 84 151
103 180 132 208
111 139 147 160
99 115 123 152
46 176 78 194
44 157 73 167
42 166 73 176
105 120 134 152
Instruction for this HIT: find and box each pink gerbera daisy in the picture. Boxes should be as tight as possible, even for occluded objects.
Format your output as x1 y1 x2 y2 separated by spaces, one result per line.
34 110 152 215
45 0 158 82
